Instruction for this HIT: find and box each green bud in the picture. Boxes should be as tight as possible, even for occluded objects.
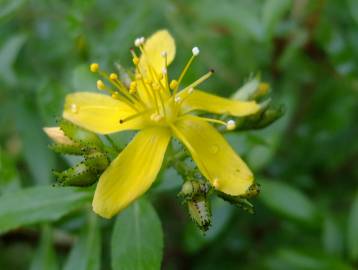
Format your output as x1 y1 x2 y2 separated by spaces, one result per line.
178 180 210 200
59 119 103 149
84 151 109 173
231 75 260 101
187 195 211 232
235 103 285 131
53 162 98 187
49 143 84 156
217 192 255 214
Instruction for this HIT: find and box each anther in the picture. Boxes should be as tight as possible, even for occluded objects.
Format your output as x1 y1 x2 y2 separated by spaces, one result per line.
226 120 236 130
134 38 141 47
209 68 215 74
170 80 178 90
96 80 105 90
90 63 99 73
132 57 139 65
162 67 167 75
192 47 200 56
109 73 118 80
161 51 167 57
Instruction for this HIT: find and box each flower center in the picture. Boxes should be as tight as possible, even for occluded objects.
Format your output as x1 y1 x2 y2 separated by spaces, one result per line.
88 37 236 131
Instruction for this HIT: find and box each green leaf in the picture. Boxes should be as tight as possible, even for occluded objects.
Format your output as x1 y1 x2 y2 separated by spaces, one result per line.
64 213 101 270
15 101 56 185
347 191 358 260
0 0 27 21
0 186 92 234
30 225 59 270
0 34 27 85
262 0 292 39
111 197 163 270
259 179 319 225
322 215 343 256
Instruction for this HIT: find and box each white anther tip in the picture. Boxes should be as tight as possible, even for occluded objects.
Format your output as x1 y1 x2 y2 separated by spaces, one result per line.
134 38 141 47
161 51 167 57
192 46 200 56
226 120 236 130
162 67 167 74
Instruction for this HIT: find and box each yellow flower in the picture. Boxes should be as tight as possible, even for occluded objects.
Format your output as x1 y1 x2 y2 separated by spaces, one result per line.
63 30 260 218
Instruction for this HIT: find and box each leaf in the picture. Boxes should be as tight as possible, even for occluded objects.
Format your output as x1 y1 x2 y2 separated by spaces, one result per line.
30 225 59 270
259 179 319 225
347 191 358 260
322 215 343 256
0 0 27 21
262 0 292 39
15 100 56 185
64 213 101 270
0 34 27 85
0 186 92 234
111 197 163 270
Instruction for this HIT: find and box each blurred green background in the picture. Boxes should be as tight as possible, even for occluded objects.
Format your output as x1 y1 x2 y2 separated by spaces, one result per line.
1 0 358 269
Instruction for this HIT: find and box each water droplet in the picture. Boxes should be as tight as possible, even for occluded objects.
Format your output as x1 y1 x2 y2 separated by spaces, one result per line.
70 104 78 113
209 144 219 154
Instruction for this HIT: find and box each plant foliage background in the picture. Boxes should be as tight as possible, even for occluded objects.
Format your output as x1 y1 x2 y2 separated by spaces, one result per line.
0 0 358 269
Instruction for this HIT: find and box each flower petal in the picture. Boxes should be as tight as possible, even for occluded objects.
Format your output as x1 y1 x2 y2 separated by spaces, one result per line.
181 90 260 117
173 115 253 196
63 92 147 134
92 127 171 218
139 29 176 74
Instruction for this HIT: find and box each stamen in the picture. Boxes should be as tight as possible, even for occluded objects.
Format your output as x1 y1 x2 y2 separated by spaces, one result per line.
174 95 181 103
193 116 227 127
180 69 214 94
129 81 137 94
119 109 149 124
150 113 163 122
133 57 140 65
173 46 200 95
109 73 118 81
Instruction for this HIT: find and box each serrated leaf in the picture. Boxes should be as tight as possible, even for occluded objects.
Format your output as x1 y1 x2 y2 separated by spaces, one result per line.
347 191 358 260
64 213 101 270
0 186 92 234
111 198 163 270
259 179 318 225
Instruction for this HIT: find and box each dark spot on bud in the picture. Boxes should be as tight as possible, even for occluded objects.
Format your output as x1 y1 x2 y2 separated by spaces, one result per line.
209 68 215 73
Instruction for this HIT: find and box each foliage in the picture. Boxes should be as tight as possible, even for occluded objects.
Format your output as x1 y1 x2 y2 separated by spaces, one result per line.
0 0 357 269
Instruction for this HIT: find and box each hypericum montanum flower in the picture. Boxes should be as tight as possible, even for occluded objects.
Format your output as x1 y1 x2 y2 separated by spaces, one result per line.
63 30 260 218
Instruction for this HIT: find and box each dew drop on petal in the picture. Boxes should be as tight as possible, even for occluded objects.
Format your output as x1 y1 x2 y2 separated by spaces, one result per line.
209 144 219 154
70 104 78 113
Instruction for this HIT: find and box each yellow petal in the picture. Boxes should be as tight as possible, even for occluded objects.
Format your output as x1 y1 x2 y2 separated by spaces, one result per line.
92 127 171 218
181 90 260 117
63 92 147 134
139 29 176 74
172 115 253 195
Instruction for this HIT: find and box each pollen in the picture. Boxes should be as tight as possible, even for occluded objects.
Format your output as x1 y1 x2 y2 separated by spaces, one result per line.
170 80 178 90
96 80 105 90
226 120 236 130
90 63 99 73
